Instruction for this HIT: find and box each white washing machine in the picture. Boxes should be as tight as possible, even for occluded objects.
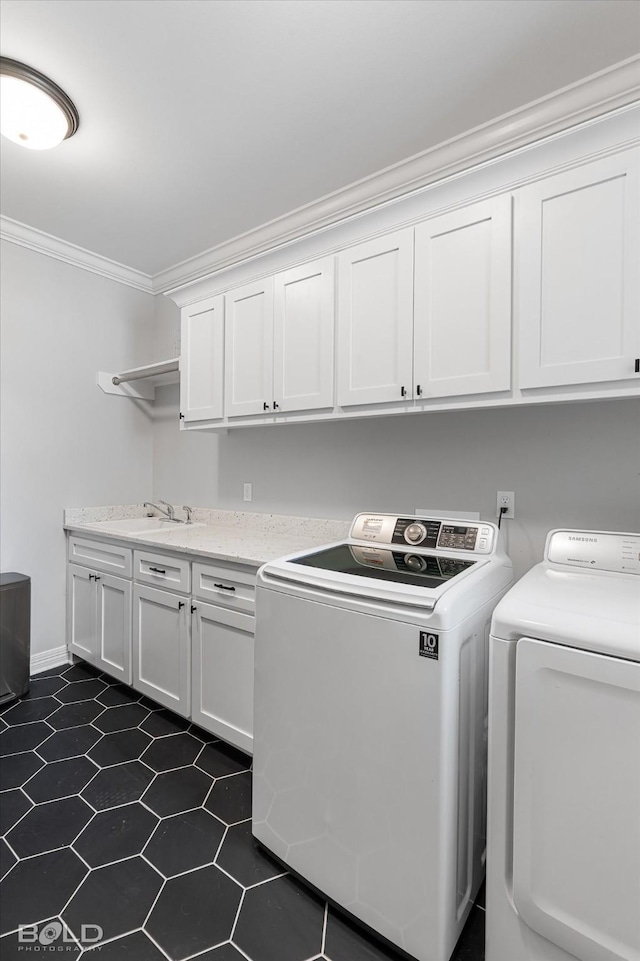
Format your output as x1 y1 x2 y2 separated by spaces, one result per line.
486 529 640 961
252 513 513 961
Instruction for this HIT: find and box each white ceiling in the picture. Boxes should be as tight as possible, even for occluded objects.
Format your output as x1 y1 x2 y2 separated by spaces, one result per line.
1 0 639 277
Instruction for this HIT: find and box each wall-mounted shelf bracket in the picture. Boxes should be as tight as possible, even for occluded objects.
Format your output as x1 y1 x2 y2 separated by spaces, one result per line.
97 359 180 400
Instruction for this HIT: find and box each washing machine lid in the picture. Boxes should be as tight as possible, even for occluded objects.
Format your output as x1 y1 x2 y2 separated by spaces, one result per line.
491 530 640 661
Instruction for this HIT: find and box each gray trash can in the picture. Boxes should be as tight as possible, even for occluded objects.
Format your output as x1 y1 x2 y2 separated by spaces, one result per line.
0 573 31 705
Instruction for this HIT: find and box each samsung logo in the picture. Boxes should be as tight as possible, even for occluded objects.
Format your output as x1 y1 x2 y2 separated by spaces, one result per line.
568 536 598 543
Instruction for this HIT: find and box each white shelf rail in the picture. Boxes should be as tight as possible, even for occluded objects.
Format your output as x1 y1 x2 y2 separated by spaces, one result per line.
97 358 179 400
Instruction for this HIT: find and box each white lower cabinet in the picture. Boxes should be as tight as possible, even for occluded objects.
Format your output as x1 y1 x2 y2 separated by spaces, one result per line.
133 584 191 717
68 535 257 751
68 563 132 684
191 602 254 753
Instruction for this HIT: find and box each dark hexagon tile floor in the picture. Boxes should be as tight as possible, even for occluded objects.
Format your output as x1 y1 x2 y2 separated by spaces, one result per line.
23 755 98 803
142 765 213 817
142 731 202 771
93 702 150 733
38 724 103 762
146 863 243 960
0 720 53 755
144 807 225 878
81 759 155 810
2 695 61 725
62 856 163 942
205 770 252 825
0 750 44 790
7 796 93 858
0 661 485 960
55 679 107 703
88 727 152 767
73 803 159 867
0 848 88 936
48 700 104 730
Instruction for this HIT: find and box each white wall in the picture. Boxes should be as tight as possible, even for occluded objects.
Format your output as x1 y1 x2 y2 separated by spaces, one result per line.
0 242 155 662
153 376 640 580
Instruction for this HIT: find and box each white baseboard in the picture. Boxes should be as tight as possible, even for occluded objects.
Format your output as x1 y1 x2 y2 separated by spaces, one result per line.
31 645 71 676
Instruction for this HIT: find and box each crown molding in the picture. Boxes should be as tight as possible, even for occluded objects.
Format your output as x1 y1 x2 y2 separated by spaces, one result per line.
157 55 640 297
0 216 154 293
2 57 638 298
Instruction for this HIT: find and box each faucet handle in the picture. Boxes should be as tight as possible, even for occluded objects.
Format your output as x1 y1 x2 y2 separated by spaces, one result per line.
183 505 193 524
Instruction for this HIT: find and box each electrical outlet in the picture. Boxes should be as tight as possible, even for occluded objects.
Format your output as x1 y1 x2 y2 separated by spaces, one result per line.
496 491 515 519
243 483 252 502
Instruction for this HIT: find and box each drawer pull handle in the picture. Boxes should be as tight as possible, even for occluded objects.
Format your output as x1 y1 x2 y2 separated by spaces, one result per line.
89 573 101 581
149 567 166 574
213 582 236 592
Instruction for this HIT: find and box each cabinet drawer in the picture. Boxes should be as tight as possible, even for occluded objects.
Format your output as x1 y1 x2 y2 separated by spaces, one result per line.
134 550 191 594
68 537 132 578
192 561 256 613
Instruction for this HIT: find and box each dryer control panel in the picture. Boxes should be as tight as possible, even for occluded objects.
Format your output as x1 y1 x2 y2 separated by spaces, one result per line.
350 514 497 554
547 530 640 575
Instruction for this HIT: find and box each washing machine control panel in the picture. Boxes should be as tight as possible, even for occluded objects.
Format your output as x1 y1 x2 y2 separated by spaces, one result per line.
350 514 496 553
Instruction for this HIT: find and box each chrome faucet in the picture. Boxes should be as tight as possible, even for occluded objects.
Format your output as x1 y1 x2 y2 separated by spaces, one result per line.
144 501 177 522
183 505 193 524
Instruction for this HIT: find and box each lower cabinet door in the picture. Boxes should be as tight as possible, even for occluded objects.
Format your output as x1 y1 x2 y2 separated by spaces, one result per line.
67 564 97 664
95 573 132 684
191 602 254 754
133 585 190 717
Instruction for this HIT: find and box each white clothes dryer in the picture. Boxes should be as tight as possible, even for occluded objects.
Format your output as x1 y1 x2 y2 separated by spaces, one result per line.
486 529 640 961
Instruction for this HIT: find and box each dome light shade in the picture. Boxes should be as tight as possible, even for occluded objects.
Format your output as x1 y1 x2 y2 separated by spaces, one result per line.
0 57 79 150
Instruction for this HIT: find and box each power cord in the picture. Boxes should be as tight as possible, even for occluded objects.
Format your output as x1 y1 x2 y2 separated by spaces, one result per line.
497 505 509 529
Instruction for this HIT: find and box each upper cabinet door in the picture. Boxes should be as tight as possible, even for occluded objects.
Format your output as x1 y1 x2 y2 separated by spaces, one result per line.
337 230 414 407
414 196 512 398
517 150 640 389
225 278 274 417
273 258 335 412
180 295 225 422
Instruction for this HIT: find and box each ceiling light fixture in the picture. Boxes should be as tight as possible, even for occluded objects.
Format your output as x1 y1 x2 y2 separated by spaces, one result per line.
0 57 79 150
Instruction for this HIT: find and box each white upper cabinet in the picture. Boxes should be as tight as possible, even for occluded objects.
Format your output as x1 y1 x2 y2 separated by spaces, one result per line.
273 258 335 412
414 196 512 398
517 150 640 389
180 295 224 422
225 278 274 417
337 230 414 407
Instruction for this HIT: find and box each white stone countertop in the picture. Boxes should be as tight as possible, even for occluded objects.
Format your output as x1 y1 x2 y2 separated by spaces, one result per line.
63 505 351 568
